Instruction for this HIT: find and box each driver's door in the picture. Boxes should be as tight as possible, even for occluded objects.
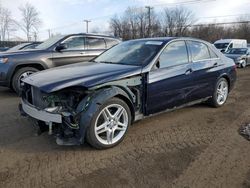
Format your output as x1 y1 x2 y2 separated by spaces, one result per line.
52 35 90 67
146 40 194 115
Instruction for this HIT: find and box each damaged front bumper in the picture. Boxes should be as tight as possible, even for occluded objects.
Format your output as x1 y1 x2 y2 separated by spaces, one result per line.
20 99 81 145
20 98 62 123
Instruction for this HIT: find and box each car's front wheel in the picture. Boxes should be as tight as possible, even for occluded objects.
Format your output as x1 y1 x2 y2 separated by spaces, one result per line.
12 67 39 94
241 60 247 68
209 78 229 107
86 97 131 149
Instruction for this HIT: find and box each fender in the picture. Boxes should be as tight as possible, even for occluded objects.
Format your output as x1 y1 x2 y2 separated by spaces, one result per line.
75 86 135 144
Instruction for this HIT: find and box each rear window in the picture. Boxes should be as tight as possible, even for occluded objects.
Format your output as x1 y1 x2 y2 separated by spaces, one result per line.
188 41 210 61
209 48 218 58
86 37 106 49
105 38 119 48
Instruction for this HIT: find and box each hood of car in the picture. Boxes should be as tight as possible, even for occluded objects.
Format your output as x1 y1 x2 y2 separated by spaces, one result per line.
0 49 43 56
23 61 142 93
225 54 246 60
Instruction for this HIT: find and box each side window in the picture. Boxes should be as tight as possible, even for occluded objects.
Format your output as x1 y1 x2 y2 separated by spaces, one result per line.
159 41 188 68
86 37 106 49
188 41 210 61
105 38 119 49
209 48 218 58
61 36 85 50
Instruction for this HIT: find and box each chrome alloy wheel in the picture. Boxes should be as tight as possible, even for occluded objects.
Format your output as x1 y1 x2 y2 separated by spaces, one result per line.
216 80 228 105
241 60 247 68
94 104 129 145
18 71 35 86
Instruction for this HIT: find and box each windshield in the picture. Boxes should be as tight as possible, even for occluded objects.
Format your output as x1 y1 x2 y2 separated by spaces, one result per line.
226 48 247 54
7 43 30 52
94 40 164 66
35 35 64 50
214 43 229 49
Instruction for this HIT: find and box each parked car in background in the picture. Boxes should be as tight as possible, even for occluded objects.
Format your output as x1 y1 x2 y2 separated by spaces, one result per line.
225 48 250 68
5 42 42 53
0 47 9 52
0 33 121 93
20 37 237 149
214 39 247 53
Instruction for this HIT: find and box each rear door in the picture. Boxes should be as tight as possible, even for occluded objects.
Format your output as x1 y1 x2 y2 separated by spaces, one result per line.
185 40 220 103
146 40 194 114
52 35 90 67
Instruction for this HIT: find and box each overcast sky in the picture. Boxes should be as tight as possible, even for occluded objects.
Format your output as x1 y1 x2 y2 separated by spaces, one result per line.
2 0 250 40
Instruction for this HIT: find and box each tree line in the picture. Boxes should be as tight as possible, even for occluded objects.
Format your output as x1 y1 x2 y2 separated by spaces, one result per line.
109 6 250 43
0 2 41 41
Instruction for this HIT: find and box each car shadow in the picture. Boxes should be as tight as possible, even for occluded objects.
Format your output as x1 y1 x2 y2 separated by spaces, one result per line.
0 87 17 98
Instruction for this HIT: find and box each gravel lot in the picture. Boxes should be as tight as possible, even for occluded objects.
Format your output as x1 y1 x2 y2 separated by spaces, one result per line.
0 68 250 188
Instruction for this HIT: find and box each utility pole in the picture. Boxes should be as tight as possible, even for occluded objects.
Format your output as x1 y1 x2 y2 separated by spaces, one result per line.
48 29 51 38
33 32 37 41
145 6 153 37
84 20 91 33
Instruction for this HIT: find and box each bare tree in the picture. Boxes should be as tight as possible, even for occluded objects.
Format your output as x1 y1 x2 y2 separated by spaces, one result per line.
162 7 196 37
0 7 15 41
18 2 41 41
110 6 161 40
110 15 123 37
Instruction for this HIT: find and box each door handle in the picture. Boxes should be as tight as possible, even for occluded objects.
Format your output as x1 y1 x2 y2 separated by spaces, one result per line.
185 68 193 75
80 52 86 55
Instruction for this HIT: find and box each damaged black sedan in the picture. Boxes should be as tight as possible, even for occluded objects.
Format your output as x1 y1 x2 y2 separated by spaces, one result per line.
19 37 236 149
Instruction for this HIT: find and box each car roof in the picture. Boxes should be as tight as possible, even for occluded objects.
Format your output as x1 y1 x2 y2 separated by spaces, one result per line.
65 33 121 40
125 37 211 45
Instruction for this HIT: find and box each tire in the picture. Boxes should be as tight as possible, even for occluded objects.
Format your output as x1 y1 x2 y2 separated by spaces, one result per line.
86 97 131 149
241 60 247 68
209 78 229 108
12 67 39 94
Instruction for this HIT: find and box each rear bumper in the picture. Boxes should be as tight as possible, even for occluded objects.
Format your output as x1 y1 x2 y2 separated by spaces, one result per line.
20 98 62 123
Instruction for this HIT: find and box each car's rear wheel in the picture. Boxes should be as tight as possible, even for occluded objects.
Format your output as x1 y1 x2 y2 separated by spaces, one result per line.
86 97 131 149
209 78 229 107
12 67 38 94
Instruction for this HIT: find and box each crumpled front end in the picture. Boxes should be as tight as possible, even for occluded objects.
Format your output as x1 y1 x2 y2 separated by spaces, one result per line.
19 83 90 145
19 75 143 146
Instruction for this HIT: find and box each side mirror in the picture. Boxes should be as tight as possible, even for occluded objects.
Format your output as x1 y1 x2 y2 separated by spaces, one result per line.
153 60 160 70
55 43 67 51
221 49 225 53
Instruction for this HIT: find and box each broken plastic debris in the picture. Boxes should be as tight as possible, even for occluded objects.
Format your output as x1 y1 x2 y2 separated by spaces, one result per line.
239 123 250 140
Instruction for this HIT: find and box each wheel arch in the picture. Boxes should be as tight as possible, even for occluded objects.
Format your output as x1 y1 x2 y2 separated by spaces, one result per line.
76 86 136 144
9 63 46 88
220 74 231 91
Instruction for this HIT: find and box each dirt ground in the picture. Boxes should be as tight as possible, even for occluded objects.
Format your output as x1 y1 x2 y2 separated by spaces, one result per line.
0 68 250 188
